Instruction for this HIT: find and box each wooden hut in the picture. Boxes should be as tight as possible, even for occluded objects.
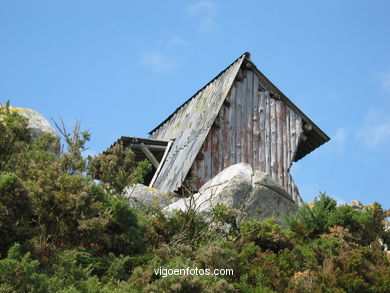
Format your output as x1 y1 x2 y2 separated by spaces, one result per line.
109 52 330 204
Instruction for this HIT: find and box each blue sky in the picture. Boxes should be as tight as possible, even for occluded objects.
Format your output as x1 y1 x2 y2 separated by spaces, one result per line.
1 0 390 209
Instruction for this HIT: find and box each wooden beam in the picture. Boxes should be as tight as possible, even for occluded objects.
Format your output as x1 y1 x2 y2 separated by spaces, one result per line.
140 143 160 169
129 144 166 151
149 140 173 187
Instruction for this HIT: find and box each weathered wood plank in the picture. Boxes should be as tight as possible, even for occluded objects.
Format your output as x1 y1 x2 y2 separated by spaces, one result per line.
228 85 236 166
264 91 271 175
276 101 283 186
203 135 212 182
285 108 291 194
258 91 266 172
235 81 242 163
241 75 248 163
211 124 219 178
246 70 254 165
282 103 287 188
252 74 260 171
218 105 226 171
290 109 297 162
197 146 206 187
270 96 277 180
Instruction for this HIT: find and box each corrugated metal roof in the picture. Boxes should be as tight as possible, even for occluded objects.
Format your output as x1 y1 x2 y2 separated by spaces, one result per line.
149 53 247 191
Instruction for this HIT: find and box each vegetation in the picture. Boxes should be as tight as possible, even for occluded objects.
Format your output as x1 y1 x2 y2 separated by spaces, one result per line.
1 103 389 292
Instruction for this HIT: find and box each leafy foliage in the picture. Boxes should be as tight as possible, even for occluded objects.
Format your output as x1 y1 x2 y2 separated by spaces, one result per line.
89 142 152 195
0 104 146 257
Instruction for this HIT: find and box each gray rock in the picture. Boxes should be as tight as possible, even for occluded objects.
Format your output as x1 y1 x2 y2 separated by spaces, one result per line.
164 163 298 225
123 183 180 210
9 106 57 139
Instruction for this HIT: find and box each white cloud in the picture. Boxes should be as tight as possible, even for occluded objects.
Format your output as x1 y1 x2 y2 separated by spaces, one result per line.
333 127 347 147
140 35 188 73
187 1 218 32
187 1 216 14
141 52 176 73
166 35 190 48
382 72 390 94
356 108 390 148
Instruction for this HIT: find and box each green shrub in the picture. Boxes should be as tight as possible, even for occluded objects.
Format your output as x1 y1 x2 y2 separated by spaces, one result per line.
239 217 293 252
0 173 34 256
0 243 47 293
88 142 152 195
287 193 337 239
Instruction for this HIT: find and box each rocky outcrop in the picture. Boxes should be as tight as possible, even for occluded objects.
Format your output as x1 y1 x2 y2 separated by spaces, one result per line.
349 200 364 210
123 184 180 210
8 106 57 139
164 163 298 225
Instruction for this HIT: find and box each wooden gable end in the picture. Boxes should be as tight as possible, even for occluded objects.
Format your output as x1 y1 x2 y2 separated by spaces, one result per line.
190 68 305 204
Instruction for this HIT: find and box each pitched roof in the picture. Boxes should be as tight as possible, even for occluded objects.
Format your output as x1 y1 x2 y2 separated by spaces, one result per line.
149 53 246 191
149 52 329 192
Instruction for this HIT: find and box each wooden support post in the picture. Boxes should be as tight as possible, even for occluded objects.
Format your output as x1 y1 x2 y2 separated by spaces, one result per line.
149 140 173 187
140 143 160 169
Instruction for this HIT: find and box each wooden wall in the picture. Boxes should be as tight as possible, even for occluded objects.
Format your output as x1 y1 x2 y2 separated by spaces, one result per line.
191 69 304 202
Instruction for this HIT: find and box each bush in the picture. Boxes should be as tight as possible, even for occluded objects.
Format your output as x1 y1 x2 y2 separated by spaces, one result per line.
239 217 293 252
0 173 34 255
0 105 145 258
88 142 152 195
287 193 337 240
0 243 47 293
